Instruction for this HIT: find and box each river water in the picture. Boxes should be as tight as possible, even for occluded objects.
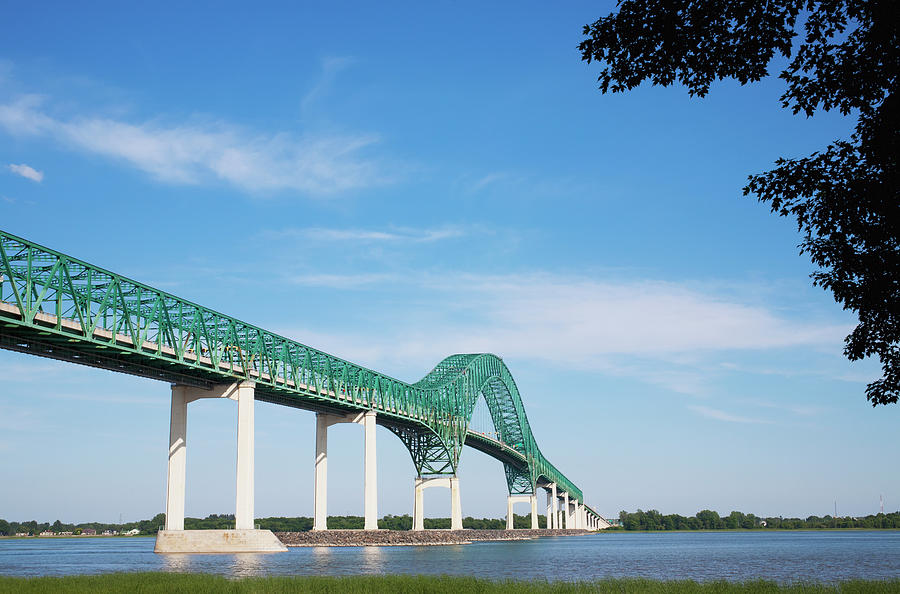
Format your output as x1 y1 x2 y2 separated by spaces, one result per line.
1 531 898 583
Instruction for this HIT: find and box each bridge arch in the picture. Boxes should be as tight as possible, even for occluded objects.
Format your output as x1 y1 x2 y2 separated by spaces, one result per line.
406 353 581 500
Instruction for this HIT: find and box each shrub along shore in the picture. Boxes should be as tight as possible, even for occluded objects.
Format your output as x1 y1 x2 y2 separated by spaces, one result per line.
3 509 899 537
1 574 899 594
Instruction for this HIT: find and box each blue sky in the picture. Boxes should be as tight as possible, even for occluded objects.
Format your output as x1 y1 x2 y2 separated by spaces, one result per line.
1 1 896 524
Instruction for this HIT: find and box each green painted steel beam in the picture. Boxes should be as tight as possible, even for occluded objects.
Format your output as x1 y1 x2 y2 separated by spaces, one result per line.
0 229 584 500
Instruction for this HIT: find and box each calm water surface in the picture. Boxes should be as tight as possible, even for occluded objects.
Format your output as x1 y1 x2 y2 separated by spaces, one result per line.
1 531 899 583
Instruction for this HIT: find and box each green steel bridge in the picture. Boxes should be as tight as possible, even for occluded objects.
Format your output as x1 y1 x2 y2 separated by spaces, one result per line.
0 228 606 533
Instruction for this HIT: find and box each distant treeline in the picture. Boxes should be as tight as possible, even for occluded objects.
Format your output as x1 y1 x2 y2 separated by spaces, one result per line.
7 509 897 536
615 509 900 530
0 513 543 536
0 514 166 537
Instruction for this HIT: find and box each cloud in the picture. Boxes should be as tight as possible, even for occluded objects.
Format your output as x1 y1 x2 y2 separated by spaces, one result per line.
416 273 848 358
265 225 465 243
688 405 772 424
0 95 391 195
273 272 851 393
470 172 508 192
301 56 355 115
7 163 43 182
288 273 396 289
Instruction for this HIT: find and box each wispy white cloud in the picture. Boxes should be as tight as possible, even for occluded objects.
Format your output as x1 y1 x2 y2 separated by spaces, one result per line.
289 272 396 289
274 272 851 393
265 225 465 243
0 95 392 195
740 398 827 417
688 404 772 424
470 172 508 192
301 56 355 116
7 163 43 182
416 273 848 358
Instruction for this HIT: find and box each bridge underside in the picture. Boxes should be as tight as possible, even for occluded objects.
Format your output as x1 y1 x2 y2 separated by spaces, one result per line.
1 228 599 527
0 319 526 478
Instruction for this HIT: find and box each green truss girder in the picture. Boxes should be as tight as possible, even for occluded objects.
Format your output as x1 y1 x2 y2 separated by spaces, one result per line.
0 229 583 501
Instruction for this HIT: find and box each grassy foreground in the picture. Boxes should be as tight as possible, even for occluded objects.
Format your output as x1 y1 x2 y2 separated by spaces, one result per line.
1 574 899 593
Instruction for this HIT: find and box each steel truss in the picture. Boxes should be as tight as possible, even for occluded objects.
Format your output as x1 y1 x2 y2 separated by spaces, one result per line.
0 229 583 501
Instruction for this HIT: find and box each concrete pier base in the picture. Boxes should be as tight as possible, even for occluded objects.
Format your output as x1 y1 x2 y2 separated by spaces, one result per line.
154 529 287 553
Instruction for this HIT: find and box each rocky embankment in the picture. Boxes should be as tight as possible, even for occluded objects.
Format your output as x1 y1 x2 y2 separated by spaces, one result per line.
275 529 590 547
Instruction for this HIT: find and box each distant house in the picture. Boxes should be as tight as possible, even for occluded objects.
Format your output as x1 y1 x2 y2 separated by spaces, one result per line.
38 531 54 537
82 528 97 536
14 533 29 537
124 528 140 535
102 530 117 536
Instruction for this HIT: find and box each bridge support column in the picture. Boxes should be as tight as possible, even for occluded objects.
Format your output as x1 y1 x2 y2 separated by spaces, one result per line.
234 382 255 530
313 413 329 531
413 476 462 531
450 476 463 530
363 410 378 531
562 492 569 529
530 494 539 529
568 499 576 529
314 410 379 531
546 483 557 529
164 386 188 531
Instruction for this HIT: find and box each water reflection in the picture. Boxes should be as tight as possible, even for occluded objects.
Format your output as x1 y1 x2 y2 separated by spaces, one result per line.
161 553 194 573
230 554 267 577
360 546 385 574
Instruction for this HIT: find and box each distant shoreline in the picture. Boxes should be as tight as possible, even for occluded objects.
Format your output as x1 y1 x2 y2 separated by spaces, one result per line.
2 528 898 542
0 535 153 540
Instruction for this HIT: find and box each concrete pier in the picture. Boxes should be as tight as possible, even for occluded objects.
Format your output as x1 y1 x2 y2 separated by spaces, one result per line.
414 476 462 531
314 410 379 531
157 381 284 553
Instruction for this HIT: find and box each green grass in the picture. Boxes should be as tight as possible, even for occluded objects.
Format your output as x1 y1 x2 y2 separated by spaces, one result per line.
1 574 899 593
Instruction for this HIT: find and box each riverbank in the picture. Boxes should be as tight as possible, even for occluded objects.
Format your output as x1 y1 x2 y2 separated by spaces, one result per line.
1 574 898 593
276 528 589 546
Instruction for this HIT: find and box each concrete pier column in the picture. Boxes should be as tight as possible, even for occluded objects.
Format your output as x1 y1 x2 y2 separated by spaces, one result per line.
547 483 557 529
506 497 516 530
546 491 554 529
363 410 378 530
164 386 188 531
530 494 539 529
413 478 425 531
450 477 462 531
234 382 255 530
562 492 569 529
313 412 329 531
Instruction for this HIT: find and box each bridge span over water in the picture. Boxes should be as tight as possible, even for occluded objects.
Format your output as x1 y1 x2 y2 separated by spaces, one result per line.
0 229 609 551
